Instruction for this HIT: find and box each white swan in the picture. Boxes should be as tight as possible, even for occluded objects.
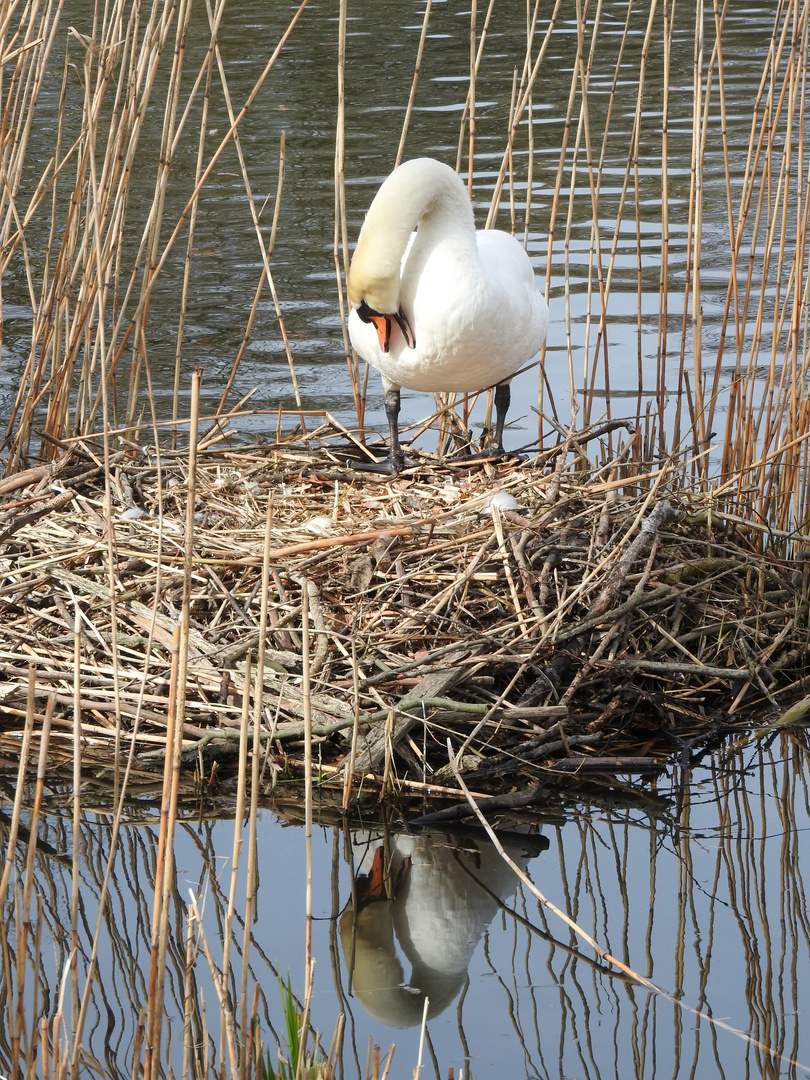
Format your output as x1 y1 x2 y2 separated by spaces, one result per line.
347 157 549 473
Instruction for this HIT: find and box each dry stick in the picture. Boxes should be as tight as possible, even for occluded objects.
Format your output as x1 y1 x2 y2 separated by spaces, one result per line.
128 1 186 412
144 624 179 1079
334 0 361 437
173 0 216 446
295 958 317 1080
238 493 274 1044
415 996 429 1080
301 581 315 1040
782 11 810 531
182 913 194 1080
71 608 82 1037
704 0 737 447
753 15 796 461
186 893 239 1074
683 0 706 473
221 650 251 1067
395 0 433 168
455 0 496 174
204 1 304 425
447 742 809 1070
0 666 37 907
565 2 604 427
582 0 646 433
731 17 790 471
466 0 477 194
524 0 568 443
486 0 562 228
490 502 526 634
720 50 773 482
15 694 54 1064
691 11 728 450
215 131 284 418
522 0 540 248
238 678 262 1059
146 368 201 1080
630 2 653 437
342 638 361 810
121 1 184 436
84 47 125 794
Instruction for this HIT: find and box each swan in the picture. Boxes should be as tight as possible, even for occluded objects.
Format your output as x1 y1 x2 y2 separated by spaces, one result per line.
347 157 549 473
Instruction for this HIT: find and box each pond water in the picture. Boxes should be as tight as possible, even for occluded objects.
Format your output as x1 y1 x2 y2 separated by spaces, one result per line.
0 0 791 456
3 737 810 1078
2 0 809 1076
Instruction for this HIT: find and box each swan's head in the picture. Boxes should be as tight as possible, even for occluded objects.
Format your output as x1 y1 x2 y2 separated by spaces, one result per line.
348 241 415 354
348 165 432 353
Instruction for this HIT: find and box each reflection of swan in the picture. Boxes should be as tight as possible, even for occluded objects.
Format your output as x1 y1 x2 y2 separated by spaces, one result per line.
347 158 550 473
340 828 547 1028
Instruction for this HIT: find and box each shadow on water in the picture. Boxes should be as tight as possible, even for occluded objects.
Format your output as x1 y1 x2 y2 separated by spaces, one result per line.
2 733 810 1078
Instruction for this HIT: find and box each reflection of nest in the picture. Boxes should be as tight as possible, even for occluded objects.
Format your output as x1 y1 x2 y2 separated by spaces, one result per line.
1 426 808 809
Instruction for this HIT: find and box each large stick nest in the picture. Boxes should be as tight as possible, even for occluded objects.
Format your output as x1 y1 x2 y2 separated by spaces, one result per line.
1 428 808 816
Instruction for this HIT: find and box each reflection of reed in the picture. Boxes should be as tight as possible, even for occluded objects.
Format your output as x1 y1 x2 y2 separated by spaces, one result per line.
0 796 299 1078
498 735 810 1078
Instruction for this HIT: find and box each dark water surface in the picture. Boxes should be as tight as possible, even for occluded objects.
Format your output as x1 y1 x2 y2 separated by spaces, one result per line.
0 0 787 450
2 1 809 1076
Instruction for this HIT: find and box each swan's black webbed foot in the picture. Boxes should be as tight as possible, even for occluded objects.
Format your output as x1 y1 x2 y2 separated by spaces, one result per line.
351 450 419 475
351 384 419 474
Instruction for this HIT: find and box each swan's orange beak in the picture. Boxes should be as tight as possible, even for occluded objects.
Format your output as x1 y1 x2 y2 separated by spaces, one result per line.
368 313 392 353
357 301 416 353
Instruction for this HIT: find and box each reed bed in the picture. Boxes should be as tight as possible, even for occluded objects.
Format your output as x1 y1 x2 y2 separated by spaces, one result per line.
1 0 809 807
1 416 807 815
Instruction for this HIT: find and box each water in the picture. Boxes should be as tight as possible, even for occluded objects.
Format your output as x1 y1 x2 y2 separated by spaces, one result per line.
3 740 810 1078
0 0 788 454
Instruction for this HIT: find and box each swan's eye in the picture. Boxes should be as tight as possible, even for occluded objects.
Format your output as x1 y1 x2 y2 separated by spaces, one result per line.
356 300 378 325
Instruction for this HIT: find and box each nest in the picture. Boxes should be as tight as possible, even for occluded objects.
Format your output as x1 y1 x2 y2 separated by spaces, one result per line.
1 424 808 819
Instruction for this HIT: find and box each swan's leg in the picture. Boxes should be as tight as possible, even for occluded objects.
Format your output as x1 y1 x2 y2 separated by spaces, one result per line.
492 382 511 453
383 384 406 470
352 380 417 474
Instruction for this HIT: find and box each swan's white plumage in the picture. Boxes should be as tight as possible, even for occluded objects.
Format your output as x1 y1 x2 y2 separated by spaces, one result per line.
347 158 549 397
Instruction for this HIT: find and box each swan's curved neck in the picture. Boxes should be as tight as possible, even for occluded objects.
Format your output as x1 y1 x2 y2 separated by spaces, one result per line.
348 159 475 314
